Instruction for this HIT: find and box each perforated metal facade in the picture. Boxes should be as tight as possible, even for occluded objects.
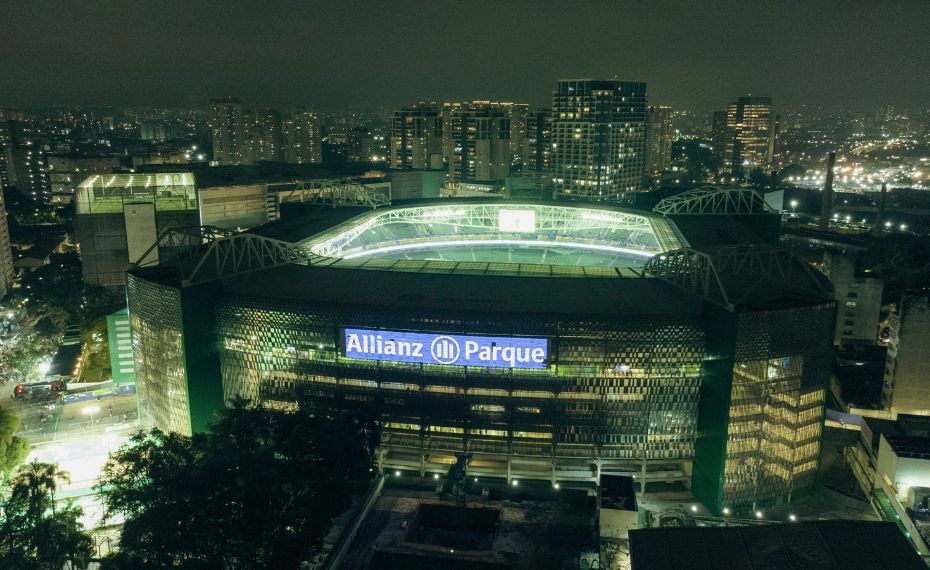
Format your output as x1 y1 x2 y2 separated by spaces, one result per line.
214 300 705 478
126 273 192 435
692 302 834 512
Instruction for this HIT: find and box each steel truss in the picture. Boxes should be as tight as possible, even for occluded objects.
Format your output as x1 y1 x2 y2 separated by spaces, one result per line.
642 245 832 309
133 226 316 286
653 186 773 215
181 233 315 285
270 178 391 209
132 226 234 268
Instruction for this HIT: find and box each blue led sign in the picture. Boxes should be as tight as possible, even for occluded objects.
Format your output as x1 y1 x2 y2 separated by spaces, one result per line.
343 328 548 369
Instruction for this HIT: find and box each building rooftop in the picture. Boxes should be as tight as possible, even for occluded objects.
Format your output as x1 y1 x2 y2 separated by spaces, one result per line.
340 488 597 570
77 172 195 190
17 234 64 262
885 435 930 460
629 520 924 570
75 172 197 214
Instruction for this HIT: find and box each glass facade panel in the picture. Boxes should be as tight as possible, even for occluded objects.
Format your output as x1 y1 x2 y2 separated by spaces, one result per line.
126 274 192 434
214 301 704 468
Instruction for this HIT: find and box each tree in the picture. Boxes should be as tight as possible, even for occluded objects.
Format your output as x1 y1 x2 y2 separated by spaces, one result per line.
97 403 378 569
864 234 930 303
0 462 94 569
778 163 806 183
748 167 777 189
2 334 55 382
0 408 30 480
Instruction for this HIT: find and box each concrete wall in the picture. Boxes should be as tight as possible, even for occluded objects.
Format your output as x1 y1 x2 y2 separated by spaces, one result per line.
877 435 930 500
885 295 930 414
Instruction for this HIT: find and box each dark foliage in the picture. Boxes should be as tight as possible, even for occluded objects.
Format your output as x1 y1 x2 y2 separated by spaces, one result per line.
96 403 378 569
0 462 94 569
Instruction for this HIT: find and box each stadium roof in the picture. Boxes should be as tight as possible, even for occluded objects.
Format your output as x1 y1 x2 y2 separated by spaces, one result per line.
131 198 832 314
219 262 702 317
629 521 924 570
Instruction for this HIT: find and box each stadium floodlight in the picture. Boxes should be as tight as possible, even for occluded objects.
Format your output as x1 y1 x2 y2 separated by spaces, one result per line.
341 239 656 260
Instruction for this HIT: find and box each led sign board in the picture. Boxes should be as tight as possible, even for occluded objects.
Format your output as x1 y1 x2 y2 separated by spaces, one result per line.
343 328 548 369
498 209 536 233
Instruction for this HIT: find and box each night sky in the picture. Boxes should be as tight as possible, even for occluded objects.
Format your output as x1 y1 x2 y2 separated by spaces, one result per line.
2 0 928 111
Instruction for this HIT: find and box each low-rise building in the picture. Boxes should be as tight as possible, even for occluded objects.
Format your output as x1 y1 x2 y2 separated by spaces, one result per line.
883 293 930 415
846 414 930 556
822 250 883 346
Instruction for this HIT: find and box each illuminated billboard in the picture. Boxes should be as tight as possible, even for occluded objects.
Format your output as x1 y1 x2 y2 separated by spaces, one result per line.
343 328 548 369
498 209 536 233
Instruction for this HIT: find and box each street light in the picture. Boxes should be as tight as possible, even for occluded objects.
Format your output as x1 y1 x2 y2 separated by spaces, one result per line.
790 200 798 215
83 405 101 434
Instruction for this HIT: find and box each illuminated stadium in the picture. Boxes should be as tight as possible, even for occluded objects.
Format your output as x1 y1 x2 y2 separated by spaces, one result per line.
127 190 836 514
302 203 685 268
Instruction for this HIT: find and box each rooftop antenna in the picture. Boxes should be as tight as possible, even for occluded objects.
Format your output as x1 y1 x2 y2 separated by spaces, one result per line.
819 151 836 231
872 183 888 238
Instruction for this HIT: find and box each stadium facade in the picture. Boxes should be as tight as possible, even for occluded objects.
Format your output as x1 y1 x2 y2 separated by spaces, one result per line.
126 188 834 513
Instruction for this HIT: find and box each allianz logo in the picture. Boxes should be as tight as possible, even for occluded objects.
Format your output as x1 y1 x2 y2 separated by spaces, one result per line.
345 332 546 367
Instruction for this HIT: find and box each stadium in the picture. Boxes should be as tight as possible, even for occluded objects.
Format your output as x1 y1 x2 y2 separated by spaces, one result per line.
127 188 835 513
301 203 683 268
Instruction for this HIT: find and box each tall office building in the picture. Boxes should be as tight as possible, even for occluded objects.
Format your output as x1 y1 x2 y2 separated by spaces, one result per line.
441 101 525 184
258 110 285 162
240 110 260 163
283 112 322 164
883 293 930 415
524 110 552 173
0 122 11 189
47 154 121 205
210 98 244 164
239 110 288 163
0 179 15 298
644 105 674 174
720 97 776 175
390 103 443 170
347 126 376 162
711 110 728 166
3 120 51 202
551 79 647 201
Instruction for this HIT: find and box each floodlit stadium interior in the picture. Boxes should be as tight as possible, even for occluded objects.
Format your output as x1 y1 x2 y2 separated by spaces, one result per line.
302 203 685 268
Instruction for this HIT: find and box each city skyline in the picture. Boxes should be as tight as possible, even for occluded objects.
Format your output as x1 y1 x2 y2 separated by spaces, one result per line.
2 3 930 566
2 1 929 111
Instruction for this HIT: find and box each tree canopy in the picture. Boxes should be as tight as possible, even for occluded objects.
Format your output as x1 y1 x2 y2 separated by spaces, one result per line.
0 461 94 569
0 408 30 479
864 233 930 303
97 403 378 569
